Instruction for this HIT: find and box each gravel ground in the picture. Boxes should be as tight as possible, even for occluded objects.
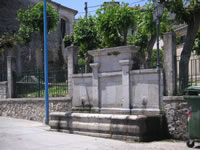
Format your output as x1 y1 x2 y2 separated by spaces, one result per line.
0 117 199 150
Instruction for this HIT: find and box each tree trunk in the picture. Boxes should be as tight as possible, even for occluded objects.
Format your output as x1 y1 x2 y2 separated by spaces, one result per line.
123 28 128 45
146 35 156 68
179 14 200 91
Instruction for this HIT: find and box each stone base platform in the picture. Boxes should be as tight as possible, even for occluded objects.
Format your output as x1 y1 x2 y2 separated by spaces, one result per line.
49 112 167 142
72 107 161 115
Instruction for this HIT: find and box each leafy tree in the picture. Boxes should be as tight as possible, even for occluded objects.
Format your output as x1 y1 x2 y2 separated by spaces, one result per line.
193 29 200 55
64 32 74 47
96 2 136 47
151 48 164 68
68 2 136 63
128 2 170 68
0 32 16 55
17 2 59 61
72 15 101 62
167 0 200 90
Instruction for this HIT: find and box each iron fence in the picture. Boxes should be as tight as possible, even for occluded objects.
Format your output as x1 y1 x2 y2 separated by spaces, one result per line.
74 64 92 74
0 70 7 81
0 57 7 81
176 55 200 94
16 69 68 98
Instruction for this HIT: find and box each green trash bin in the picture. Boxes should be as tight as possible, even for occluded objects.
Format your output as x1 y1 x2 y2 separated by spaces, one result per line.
184 86 200 148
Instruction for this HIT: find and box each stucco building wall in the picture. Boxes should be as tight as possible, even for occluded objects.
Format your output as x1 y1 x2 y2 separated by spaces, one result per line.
0 0 77 72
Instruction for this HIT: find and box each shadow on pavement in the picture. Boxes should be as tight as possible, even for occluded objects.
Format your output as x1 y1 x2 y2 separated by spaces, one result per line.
195 146 200 149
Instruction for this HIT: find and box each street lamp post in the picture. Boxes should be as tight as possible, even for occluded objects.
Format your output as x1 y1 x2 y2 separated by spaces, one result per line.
153 0 164 110
44 0 49 125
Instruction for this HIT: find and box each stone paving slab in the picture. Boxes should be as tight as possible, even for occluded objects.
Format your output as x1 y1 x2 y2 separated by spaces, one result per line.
0 117 199 150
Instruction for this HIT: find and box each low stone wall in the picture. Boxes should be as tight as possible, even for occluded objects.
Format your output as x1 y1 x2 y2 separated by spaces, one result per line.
0 81 7 99
0 97 72 122
0 95 189 140
163 96 188 140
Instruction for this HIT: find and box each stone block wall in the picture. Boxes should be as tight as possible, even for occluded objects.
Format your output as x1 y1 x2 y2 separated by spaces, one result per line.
163 96 188 140
0 97 72 122
0 82 7 99
72 73 93 107
71 46 162 114
130 69 162 111
99 72 122 108
72 69 161 114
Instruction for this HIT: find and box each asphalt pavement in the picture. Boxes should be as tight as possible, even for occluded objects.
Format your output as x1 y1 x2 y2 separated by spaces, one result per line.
0 116 199 150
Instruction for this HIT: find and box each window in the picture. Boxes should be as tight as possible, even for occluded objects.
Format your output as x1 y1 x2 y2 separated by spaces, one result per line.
61 19 66 39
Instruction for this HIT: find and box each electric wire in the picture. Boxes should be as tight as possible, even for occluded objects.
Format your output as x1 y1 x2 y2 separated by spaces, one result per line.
129 0 146 6
77 0 147 15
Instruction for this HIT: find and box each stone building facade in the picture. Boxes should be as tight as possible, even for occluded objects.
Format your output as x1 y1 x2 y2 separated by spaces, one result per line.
0 0 77 73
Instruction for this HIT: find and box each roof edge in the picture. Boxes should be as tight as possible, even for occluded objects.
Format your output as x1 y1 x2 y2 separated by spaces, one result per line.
47 0 78 15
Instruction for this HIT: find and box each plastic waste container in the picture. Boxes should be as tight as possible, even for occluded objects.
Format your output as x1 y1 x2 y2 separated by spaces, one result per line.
184 86 200 148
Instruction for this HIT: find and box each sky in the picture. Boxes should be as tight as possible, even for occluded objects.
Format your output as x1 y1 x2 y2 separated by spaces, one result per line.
52 0 148 18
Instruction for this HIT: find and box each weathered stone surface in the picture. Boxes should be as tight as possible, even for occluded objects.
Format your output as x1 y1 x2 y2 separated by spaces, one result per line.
0 82 7 99
67 46 78 97
72 46 162 115
88 46 139 73
163 96 188 140
0 97 72 122
50 112 166 142
163 32 177 96
130 69 162 111
72 74 93 107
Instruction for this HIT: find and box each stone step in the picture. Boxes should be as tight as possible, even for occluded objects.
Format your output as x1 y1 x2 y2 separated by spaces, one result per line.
49 112 166 142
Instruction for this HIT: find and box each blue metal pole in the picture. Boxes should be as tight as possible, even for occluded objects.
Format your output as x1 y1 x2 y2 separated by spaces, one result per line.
44 0 49 125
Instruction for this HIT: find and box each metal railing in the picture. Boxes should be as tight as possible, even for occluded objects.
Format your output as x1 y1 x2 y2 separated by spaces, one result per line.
0 58 7 82
16 69 68 98
74 64 92 74
0 71 7 81
176 55 200 94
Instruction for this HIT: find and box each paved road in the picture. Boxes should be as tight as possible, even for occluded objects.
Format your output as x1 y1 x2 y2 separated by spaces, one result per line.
0 117 199 150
